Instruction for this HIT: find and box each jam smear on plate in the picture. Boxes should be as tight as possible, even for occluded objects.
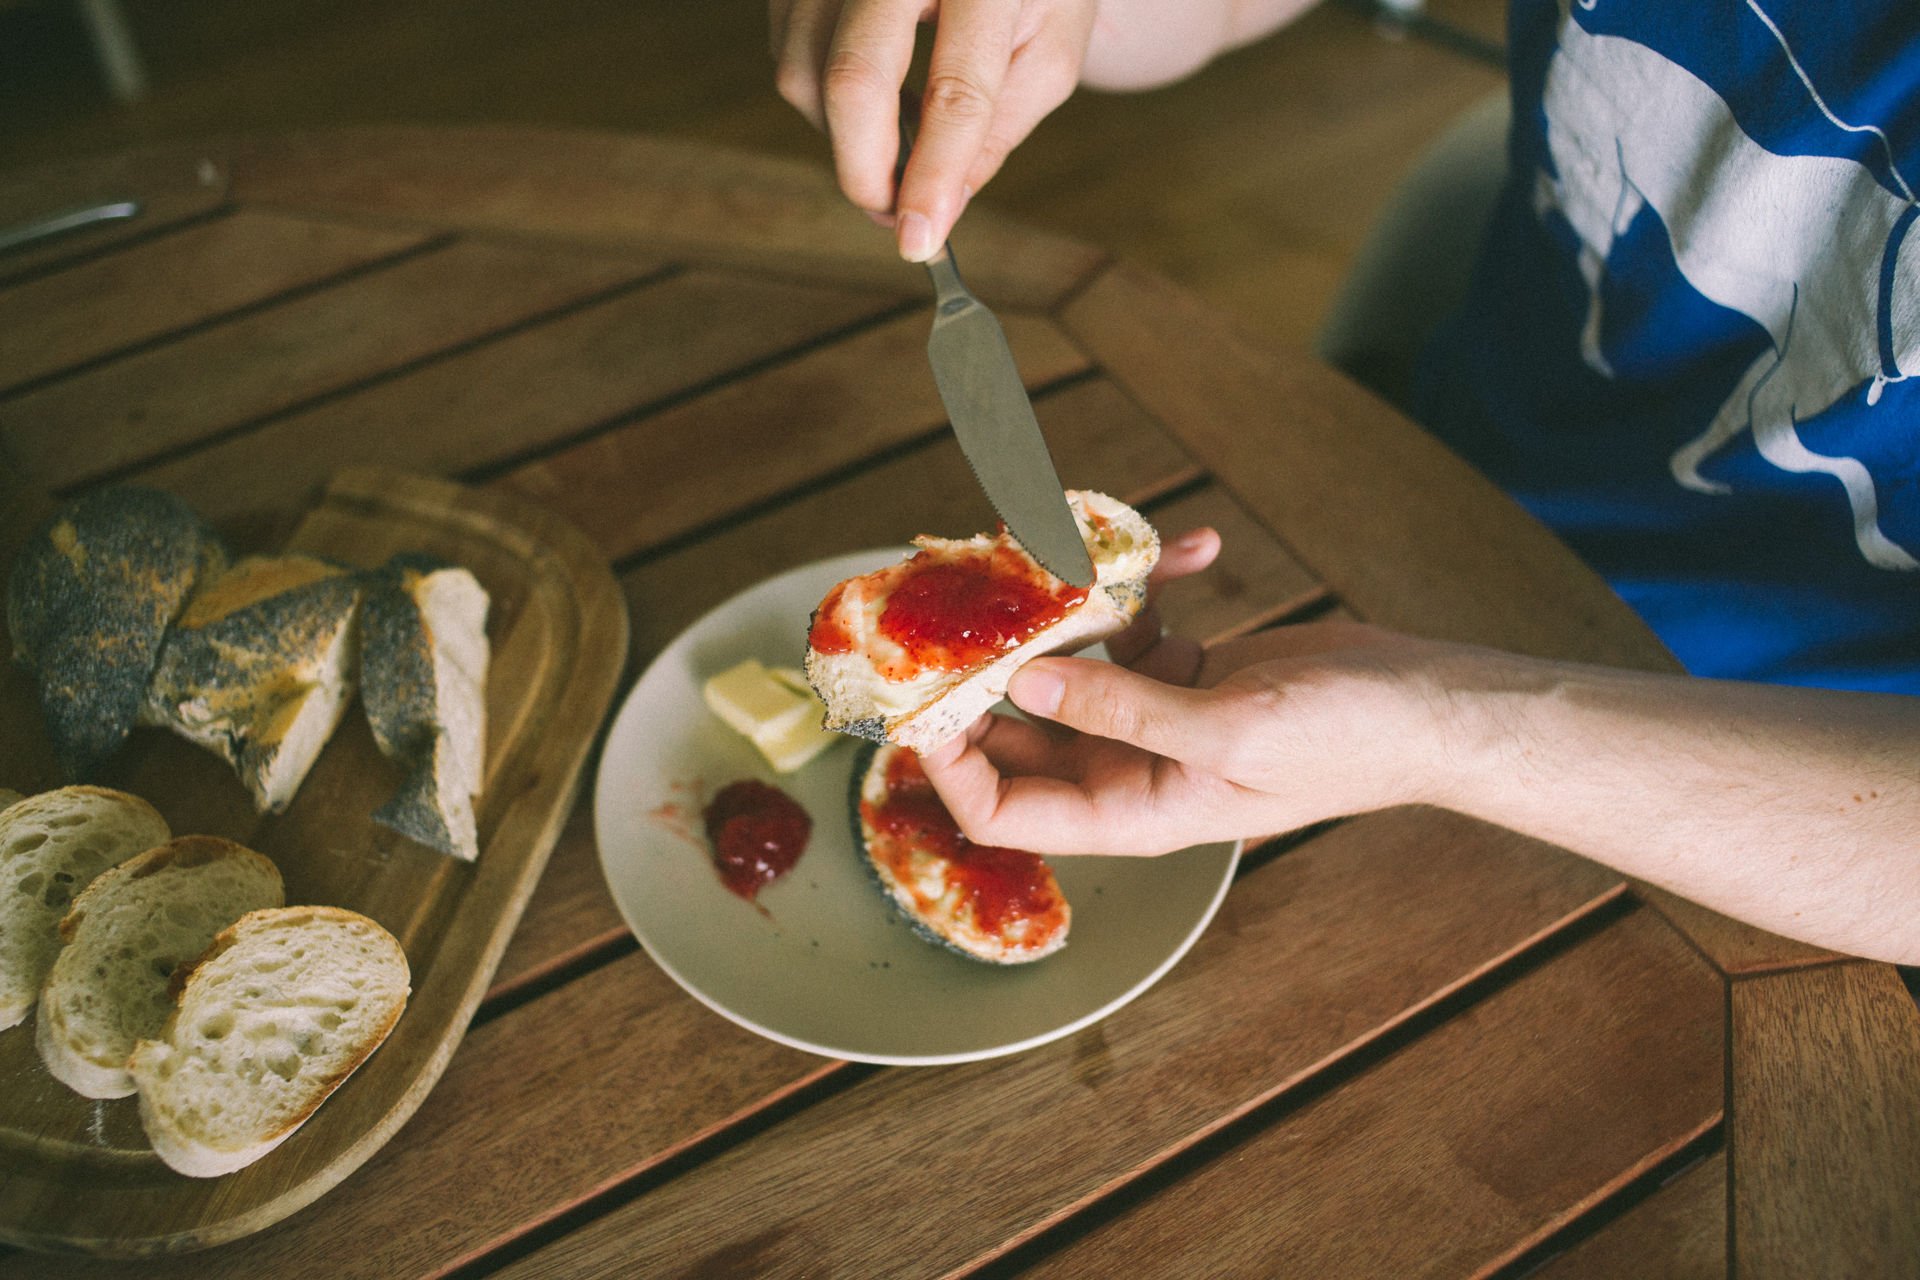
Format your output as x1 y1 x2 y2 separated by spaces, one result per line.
702 779 812 902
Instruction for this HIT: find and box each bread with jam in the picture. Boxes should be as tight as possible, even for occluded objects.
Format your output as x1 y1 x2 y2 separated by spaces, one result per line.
804 491 1158 754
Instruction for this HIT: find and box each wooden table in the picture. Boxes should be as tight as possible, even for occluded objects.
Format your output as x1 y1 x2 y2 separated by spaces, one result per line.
3 126 1918 1278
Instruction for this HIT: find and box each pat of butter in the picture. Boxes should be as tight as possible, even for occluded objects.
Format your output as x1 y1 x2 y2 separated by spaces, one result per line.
702 659 838 773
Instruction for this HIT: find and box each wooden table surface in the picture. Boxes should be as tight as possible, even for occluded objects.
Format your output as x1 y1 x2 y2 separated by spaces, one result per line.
3 125 1918 1279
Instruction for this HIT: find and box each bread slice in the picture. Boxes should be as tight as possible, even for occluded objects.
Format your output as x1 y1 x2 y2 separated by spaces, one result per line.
852 742 1070 964
142 554 362 813
805 491 1159 754
0 786 170 1030
7 486 226 780
36 836 284 1099
129 905 411 1178
0 788 24 812
361 554 490 860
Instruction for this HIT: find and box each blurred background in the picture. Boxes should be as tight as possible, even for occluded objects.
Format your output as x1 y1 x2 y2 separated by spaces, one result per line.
0 0 1504 351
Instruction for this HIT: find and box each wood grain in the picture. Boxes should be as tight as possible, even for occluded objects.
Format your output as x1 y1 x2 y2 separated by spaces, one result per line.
0 209 424 394
224 126 1106 310
0 470 627 1255
126 270 909 532
1532 1151 1726 1280
1016 908 1723 1280
1732 962 1920 1278
495 307 1088 564
486 809 1624 1280
3 237 655 491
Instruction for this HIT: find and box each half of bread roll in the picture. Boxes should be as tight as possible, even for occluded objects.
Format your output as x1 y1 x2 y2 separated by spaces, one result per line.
804 491 1159 754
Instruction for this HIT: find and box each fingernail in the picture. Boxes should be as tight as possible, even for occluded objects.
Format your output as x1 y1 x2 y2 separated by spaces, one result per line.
1009 666 1064 717
898 211 937 262
866 209 896 229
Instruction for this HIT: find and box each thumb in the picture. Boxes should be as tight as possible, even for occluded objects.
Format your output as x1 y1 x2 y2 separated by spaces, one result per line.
1008 656 1226 767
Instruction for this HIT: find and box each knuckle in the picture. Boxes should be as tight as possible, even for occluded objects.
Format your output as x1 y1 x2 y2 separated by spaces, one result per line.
821 47 891 105
922 70 996 123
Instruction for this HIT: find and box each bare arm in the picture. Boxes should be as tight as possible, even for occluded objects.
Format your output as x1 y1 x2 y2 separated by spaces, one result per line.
921 618 1920 964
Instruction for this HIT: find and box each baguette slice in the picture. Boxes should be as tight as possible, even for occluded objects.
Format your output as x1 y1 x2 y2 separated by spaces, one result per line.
142 554 362 813
130 905 411 1178
361 554 490 860
36 836 284 1099
0 788 23 812
852 742 1070 964
805 491 1159 754
0 786 170 1036
0 786 171 1029
7 486 226 780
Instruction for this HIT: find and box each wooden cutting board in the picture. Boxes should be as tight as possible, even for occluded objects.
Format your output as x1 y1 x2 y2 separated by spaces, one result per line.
0 467 628 1256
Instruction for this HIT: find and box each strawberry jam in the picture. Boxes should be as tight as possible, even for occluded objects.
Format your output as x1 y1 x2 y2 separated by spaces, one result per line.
806 583 855 655
702 780 812 902
876 543 1087 673
863 750 1067 941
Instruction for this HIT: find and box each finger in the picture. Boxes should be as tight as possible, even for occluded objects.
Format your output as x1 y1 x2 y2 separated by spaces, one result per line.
895 0 1019 260
820 0 923 212
958 15 1090 195
1007 656 1227 768
1103 527 1220 668
919 736 1106 854
773 0 844 131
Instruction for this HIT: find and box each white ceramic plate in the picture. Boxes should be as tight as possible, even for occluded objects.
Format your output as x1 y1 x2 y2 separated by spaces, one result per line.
593 549 1240 1065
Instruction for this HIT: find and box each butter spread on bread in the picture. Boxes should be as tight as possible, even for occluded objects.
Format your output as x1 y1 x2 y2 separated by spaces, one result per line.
142 555 362 814
853 742 1070 964
361 554 490 861
0 786 170 1030
7 487 227 780
36 836 284 1099
805 491 1158 753
129 905 410 1178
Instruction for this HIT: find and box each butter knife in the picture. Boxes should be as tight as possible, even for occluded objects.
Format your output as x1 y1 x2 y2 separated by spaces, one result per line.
898 112 1094 588
921 242 1095 587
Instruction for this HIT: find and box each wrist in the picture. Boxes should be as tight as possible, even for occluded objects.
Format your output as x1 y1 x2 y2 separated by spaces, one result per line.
1382 642 1559 817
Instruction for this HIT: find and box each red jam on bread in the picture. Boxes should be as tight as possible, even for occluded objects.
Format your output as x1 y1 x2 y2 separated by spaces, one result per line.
855 744 1069 964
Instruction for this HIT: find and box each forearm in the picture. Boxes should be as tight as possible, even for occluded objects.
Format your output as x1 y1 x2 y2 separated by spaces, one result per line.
1081 0 1324 91
1422 651 1920 963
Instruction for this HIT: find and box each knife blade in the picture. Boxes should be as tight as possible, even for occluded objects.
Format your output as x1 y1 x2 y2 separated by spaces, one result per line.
919 238 1096 588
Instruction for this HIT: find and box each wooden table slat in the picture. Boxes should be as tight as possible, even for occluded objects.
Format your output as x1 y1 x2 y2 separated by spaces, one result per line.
3 237 658 492
1732 961 1920 1278
0 209 426 395
124 270 911 535
1017 909 1722 1280
486 810 1624 1280
497 307 1090 564
1532 1150 1727 1280
224 126 1105 310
